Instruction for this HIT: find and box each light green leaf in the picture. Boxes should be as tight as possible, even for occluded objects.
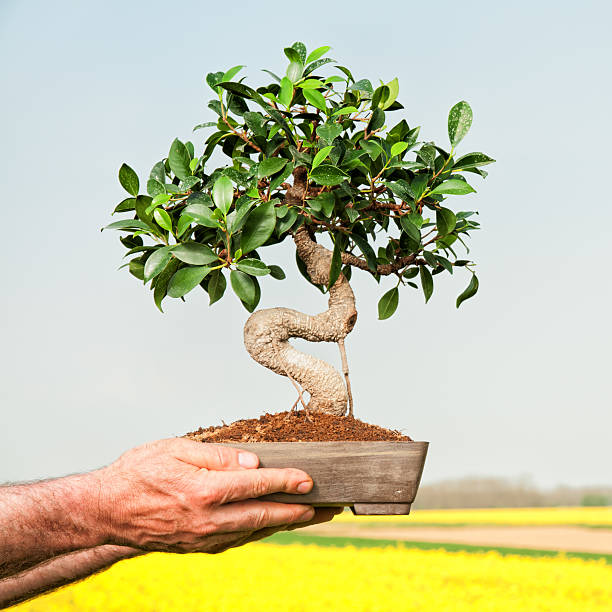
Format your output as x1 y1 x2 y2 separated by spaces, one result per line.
278 77 293 107
240 200 276 254
390 142 408 157
286 61 303 83
306 45 331 64
144 246 172 282
420 266 433 303
172 242 218 265
119 163 139 196
378 287 399 320
149 161 166 184
448 101 473 147
436 207 457 236
236 258 270 276
222 64 245 82
381 77 399 110
309 164 347 186
429 179 476 196
153 208 173 232
316 122 342 144
257 157 288 178
212 175 234 214
456 274 479 308
182 203 219 228
168 139 191 181
167 266 212 298
312 145 333 170
230 269 256 304
303 89 327 113
147 178 165 197
332 106 359 116
298 79 324 89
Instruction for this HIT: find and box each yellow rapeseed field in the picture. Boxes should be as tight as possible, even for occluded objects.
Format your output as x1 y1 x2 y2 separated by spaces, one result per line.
336 506 612 526
10 542 612 612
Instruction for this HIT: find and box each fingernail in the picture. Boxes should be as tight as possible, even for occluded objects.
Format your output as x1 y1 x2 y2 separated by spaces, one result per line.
238 452 258 468
300 507 315 521
297 480 313 494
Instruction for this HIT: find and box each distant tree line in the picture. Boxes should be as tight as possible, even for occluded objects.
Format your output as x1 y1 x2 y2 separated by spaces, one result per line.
413 476 612 509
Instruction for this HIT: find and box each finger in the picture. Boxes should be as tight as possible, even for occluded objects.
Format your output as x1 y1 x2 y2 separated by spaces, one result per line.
207 467 313 503
286 506 343 531
238 507 343 546
210 500 315 533
167 438 259 470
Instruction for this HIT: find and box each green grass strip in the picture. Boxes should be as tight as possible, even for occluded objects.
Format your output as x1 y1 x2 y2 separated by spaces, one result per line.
266 532 612 564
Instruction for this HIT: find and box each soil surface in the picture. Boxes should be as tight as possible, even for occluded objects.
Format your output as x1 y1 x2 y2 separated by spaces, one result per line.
302 523 612 554
185 411 411 443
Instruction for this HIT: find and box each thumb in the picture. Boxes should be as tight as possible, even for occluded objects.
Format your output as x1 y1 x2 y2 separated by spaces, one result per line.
168 438 259 470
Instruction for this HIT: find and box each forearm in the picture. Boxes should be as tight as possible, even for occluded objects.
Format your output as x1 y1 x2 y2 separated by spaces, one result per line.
0 545 143 608
0 473 109 580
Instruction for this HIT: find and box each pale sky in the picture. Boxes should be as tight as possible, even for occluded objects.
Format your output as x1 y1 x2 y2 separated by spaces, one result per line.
1 0 611 487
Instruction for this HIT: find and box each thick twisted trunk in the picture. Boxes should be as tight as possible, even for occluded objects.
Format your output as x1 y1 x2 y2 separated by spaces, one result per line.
243 225 358 415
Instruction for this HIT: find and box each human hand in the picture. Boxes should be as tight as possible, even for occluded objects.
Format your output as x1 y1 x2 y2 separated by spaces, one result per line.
96 438 325 553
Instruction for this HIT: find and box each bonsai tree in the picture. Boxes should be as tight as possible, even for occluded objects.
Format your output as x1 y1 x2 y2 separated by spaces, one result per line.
105 42 494 418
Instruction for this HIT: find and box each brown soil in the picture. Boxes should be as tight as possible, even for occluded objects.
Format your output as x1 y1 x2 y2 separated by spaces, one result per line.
185 411 411 443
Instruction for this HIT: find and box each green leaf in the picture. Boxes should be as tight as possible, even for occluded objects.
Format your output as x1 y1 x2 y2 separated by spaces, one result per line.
241 200 276 254
230 269 256 304
420 266 434 303
456 273 479 308
303 89 327 113
182 203 219 228
257 157 288 178
207 269 227 305
306 45 331 64
176 214 193 237
113 197 136 213
309 164 347 186
332 106 359 116
278 77 293 107
316 122 342 144
286 61 303 83
351 234 377 272
436 207 457 236
103 219 151 232
291 42 307 64
312 145 333 170
350 79 373 95
212 175 234 214
304 57 335 77
193 121 217 132
399 216 421 243
328 239 343 289
378 287 399 320
167 266 212 298
409 175 429 201
172 242 218 265
284 47 301 63
154 258 180 312
381 77 399 110
268 264 286 280
298 79 324 89
448 101 473 147
168 139 191 181
149 161 166 184
236 258 270 276
429 179 475 196
153 208 173 232
390 142 408 157
147 178 165 197
129 259 145 280
119 163 139 196
368 108 385 132
144 246 172 282
403 267 419 279
222 64 245 82
453 152 496 170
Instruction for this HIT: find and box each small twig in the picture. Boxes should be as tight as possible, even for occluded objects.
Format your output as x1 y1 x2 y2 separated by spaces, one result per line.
286 372 308 412
338 338 354 417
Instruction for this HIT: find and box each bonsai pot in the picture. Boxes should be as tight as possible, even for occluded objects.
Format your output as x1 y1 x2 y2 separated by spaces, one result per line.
225 440 429 515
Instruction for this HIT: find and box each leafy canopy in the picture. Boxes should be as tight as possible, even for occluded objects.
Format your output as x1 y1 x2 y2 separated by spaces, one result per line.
105 42 494 316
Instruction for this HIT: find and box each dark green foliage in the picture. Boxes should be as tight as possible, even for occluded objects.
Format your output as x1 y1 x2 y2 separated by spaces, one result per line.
104 43 494 313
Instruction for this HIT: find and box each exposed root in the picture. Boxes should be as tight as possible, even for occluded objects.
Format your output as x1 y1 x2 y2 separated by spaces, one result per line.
244 171 358 416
